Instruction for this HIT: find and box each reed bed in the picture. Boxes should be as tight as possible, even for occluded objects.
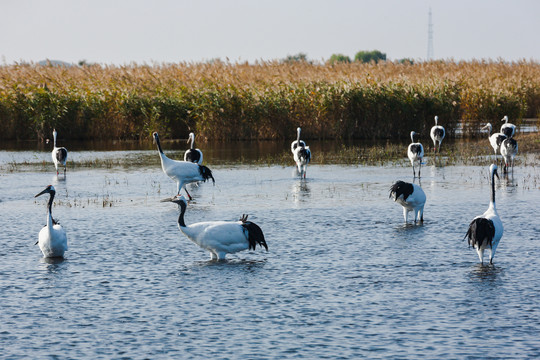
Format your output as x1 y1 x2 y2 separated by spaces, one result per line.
0 60 539 141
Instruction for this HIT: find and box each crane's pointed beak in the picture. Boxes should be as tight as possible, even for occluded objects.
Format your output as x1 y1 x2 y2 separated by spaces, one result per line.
35 188 49 198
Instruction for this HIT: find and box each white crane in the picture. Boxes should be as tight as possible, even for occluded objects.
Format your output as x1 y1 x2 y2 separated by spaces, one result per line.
51 129 68 175
482 123 507 164
389 180 426 224
34 185 68 258
407 131 424 178
500 115 516 138
166 196 267 261
290 127 311 178
184 132 203 165
153 132 214 200
500 137 518 174
464 164 503 264
430 116 446 153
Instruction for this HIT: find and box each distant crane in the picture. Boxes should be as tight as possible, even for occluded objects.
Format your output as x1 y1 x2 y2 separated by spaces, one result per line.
51 129 68 176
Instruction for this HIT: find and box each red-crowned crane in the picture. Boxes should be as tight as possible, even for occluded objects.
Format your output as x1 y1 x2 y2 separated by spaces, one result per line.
407 131 424 178
51 129 68 176
34 185 68 258
153 132 214 200
291 127 311 178
430 116 446 153
389 180 426 224
166 196 267 261
184 132 203 165
464 164 503 265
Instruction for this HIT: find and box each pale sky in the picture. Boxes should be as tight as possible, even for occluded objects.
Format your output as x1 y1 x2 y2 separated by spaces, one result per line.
1 0 539 65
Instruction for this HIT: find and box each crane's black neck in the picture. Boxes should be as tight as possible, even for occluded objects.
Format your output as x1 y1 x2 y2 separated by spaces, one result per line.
155 135 164 154
177 200 187 227
491 170 496 205
48 190 55 217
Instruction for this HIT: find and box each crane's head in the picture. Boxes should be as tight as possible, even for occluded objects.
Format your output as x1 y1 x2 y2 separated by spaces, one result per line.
152 132 159 143
35 185 55 198
501 115 508 123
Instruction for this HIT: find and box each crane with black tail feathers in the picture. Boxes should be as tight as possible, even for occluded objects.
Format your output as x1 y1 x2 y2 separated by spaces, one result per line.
482 122 507 165
389 180 426 224
500 115 516 138
184 132 203 165
34 185 68 258
500 137 518 175
430 116 445 153
153 132 214 200
464 164 503 265
51 129 68 176
291 127 311 178
165 195 267 261
407 131 424 178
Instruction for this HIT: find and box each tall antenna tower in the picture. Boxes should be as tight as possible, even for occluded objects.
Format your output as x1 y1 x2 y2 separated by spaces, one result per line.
427 8 434 60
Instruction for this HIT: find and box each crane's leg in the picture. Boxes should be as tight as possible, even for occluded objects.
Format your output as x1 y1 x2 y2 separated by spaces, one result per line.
184 187 193 200
412 163 416 178
403 208 408 223
418 161 422 178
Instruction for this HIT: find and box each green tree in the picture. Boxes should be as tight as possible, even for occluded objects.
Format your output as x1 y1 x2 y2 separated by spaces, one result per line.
354 50 386 63
328 54 351 64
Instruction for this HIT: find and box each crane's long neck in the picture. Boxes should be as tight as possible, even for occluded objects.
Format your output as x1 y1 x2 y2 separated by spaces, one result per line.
296 129 301 144
53 132 57 147
177 201 187 228
47 191 55 229
490 171 496 208
190 135 195 150
155 135 164 155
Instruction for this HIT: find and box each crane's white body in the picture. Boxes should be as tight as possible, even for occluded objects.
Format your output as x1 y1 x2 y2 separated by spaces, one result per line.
500 137 518 174
390 181 426 223
35 185 67 258
466 164 503 264
500 115 516 138
169 196 267 261
184 132 203 165
291 127 311 178
407 131 424 178
153 132 214 199
51 129 68 175
430 116 445 152
181 221 253 260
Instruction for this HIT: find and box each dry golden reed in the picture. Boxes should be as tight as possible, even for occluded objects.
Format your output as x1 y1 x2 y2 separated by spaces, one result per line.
0 60 538 141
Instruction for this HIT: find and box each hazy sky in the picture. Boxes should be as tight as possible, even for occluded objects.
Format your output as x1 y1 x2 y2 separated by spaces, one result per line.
1 0 539 65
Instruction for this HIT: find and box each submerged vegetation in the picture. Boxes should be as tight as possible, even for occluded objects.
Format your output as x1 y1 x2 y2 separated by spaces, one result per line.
0 60 539 141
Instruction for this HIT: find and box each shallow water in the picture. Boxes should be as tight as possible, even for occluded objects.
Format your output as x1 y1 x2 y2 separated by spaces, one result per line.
1 148 540 359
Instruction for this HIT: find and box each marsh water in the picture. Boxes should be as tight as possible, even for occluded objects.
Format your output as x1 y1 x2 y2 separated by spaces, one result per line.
1 140 540 359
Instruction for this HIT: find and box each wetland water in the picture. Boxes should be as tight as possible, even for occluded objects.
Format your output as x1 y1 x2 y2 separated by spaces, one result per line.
1 142 539 359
